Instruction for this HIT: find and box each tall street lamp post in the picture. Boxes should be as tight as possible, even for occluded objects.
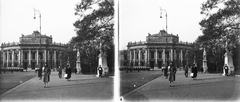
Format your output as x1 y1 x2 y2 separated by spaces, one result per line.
34 8 41 34
160 7 168 66
34 8 42 69
160 7 167 33
34 8 48 68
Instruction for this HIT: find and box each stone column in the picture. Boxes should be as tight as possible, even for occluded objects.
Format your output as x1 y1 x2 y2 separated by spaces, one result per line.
3 51 5 68
20 50 23 68
133 50 135 67
44 50 47 63
155 49 158 68
18 49 21 67
54 50 57 68
138 49 141 66
145 49 148 66
170 49 173 62
174 49 177 69
7 50 9 67
186 50 189 67
12 50 14 67
129 50 132 66
48 50 50 67
162 49 165 66
36 50 39 67
147 49 149 67
180 49 183 68
174 49 176 65
29 50 31 67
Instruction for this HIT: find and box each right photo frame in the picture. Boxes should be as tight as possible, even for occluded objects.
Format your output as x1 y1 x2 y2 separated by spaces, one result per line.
118 0 240 101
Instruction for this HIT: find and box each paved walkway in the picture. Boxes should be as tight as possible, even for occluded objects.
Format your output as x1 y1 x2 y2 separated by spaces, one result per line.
123 71 240 101
0 72 113 101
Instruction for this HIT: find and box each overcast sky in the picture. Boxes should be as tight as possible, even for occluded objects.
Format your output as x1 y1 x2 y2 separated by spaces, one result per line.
0 0 80 44
119 0 206 50
1 0 206 50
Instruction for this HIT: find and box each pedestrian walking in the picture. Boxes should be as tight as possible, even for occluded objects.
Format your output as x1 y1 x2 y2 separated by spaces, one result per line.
191 64 198 80
223 64 229 76
163 63 169 79
58 66 62 78
43 64 51 88
169 62 177 87
38 65 42 80
98 65 103 77
75 68 77 74
184 65 188 77
65 65 72 81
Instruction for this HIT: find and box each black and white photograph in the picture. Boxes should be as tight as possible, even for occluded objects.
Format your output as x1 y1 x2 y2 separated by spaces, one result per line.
119 0 240 101
0 0 240 102
0 0 114 101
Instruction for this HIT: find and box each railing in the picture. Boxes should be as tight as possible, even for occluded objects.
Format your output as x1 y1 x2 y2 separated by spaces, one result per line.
127 40 192 46
1 42 66 47
179 41 192 45
50 42 67 46
1 42 20 46
128 41 146 46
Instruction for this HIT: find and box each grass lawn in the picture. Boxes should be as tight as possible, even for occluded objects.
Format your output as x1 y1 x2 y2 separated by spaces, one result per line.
120 70 162 96
0 71 36 95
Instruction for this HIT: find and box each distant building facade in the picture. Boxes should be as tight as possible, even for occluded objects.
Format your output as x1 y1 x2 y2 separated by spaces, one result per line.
1 31 67 70
122 30 193 70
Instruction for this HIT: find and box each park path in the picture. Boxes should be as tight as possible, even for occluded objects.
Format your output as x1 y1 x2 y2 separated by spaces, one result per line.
123 71 240 102
0 71 113 101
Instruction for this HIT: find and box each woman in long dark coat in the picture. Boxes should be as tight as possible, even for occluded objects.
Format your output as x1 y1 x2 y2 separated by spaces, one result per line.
191 64 198 80
169 62 177 87
164 63 169 79
43 64 51 88
58 66 62 78
184 65 188 77
66 65 72 81
38 65 42 80
98 65 103 77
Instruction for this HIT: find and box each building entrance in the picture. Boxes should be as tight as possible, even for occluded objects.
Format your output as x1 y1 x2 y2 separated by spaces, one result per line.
31 62 36 69
23 62 28 69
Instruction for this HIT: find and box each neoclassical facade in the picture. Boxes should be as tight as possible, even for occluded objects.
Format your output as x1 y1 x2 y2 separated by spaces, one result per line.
127 30 192 70
1 31 67 70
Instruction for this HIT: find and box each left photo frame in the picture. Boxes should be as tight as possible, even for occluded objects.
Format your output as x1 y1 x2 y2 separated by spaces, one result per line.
0 0 116 101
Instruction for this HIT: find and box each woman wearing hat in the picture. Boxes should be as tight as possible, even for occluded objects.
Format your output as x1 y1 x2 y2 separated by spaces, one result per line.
65 64 72 81
169 62 177 87
191 64 198 80
43 64 51 88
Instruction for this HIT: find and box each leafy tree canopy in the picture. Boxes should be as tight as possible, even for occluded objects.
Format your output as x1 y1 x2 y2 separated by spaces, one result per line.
68 0 114 73
195 0 240 72
199 0 240 50
73 0 114 53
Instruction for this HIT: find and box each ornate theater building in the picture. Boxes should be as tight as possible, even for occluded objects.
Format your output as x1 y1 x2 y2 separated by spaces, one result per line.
1 31 67 70
126 30 193 70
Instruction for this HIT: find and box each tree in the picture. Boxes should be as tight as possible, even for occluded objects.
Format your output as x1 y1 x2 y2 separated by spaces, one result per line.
198 0 240 72
72 0 114 73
